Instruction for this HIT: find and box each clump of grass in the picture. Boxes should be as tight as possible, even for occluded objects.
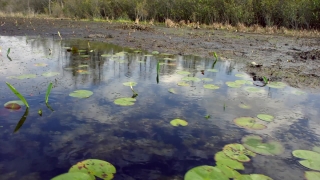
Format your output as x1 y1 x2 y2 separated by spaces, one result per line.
236 22 247 32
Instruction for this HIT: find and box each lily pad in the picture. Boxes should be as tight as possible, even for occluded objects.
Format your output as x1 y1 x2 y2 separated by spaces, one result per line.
235 80 247 85
239 103 251 109
4 100 24 107
168 88 177 94
305 171 320 180
176 71 191 75
292 150 320 171
267 82 286 89
77 70 91 74
235 74 246 77
293 90 306 95
223 143 256 162
170 118 188 127
235 174 273 180
4 103 21 110
177 81 189 86
244 87 263 92
34 63 48 67
52 172 93 180
11 74 37 80
163 57 176 61
182 77 201 82
242 135 284 156
216 163 241 178
152 51 159 55
114 98 136 106
134 50 142 53
69 159 116 180
202 78 213 82
78 65 89 67
123 82 137 87
207 69 219 72
184 165 229 180
234 117 267 130
226 82 242 88
312 146 320 153
144 54 153 57
101 54 112 57
79 55 90 58
257 114 274 122
214 151 244 170
42 72 60 77
69 90 93 98
203 84 220 90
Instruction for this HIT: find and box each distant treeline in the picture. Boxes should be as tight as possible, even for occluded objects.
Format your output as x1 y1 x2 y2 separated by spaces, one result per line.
1 0 319 29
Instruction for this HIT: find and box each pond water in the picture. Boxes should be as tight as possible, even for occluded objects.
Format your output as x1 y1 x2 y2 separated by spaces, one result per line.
0 36 320 180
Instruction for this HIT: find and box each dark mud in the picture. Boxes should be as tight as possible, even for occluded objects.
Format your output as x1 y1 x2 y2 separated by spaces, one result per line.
1 17 320 89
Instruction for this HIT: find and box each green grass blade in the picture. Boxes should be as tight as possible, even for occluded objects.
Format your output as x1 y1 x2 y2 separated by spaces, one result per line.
7 48 10 56
45 83 53 104
14 108 29 133
6 82 29 108
156 62 160 84
213 52 218 60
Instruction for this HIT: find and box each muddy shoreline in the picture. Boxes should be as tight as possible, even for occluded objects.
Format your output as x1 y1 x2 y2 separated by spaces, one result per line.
1 17 320 89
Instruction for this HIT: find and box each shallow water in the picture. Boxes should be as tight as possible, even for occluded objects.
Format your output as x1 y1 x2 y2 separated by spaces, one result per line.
0 36 319 180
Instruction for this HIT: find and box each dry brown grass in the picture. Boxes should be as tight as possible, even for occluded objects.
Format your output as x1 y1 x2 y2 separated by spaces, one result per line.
236 22 247 32
250 24 264 33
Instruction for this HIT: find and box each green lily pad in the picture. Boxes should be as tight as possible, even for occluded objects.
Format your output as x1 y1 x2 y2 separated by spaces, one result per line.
203 84 220 90
305 171 320 180
4 100 24 107
34 63 48 67
312 146 320 153
144 54 153 57
152 51 159 55
239 103 251 109
123 82 137 86
214 151 244 170
51 172 93 180
168 88 177 94
292 150 320 171
257 114 274 122
10 74 37 79
223 143 256 162
159 62 166 65
134 50 142 53
42 72 60 77
242 135 284 156
246 80 254 85
78 65 89 67
182 77 201 82
78 50 87 53
177 81 189 86
101 54 112 57
207 69 219 72
216 163 241 179
235 174 273 180
184 165 229 180
69 159 116 180
202 78 213 82
163 57 176 61
234 117 267 130
69 90 93 98
170 118 188 127
244 87 263 92
293 90 306 95
79 55 90 58
267 82 286 89
235 74 246 77
114 98 136 106
4 103 21 110
176 71 191 75
160 53 172 56
235 80 247 85
226 82 242 88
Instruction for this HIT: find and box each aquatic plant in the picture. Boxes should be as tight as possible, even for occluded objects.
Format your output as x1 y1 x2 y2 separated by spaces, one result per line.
42 72 60 77
204 115 211 119
69 90 93 98
203 84 220 90
262 76 269 84
292 150 320 171
176 70 191 75
38 109 42 116
4 103 21 110
177 81 189 86
233 117 267 130
223 143 256 162
123 82 137 86
202 78 213 82
170 118 188 126
184 165 229 180
226 81 242 88
58 31 62 40
257 114 274 122
214 151 244 170
7 48 12 61
242 135 284 156
52 172 92 180
114 97 136 106
168 88 176 94
156 61 160 84
235 174 273 180
239 103 251 109
305 171 320 180
216 163 241 178
267 82 286 89
6 82 29 108
182 77 201 82
45 83 53 104
152 51 159 55
14 108 29 133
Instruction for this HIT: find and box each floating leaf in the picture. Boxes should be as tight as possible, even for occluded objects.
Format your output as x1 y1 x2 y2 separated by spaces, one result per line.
235 74 246 77
239 103 251 109
242 135 284 156
312 146 320 153
204 115 211 119
292 150 320 171
203 84 220 90
177 81 189 86
160 53 172 56
6 82 29 108
51 172 93 180
176 71 191 75
134 50 142 53
69 159 116 180
114 98 136 106
184 165 229 180
235 174 273 180
267 82 286 89
216 163 241 179
123 82 137 86
214 151 245 170
168 88 177 94
235 80 247 85
78 65 89 67
182 77 201 82
226 82 242 88
34 63 48 67
4 103 21 110
234 117 267 130
144 54 153 57
69 90 93 98
170 118 188 127
207 69 219 72
223 143 256 162
292 90 306 95
79 55 90 58
152 51 159 55
38 109 42 116
257 114 274 122
42 72 60 77
244 87 263 92
305 171 320 180
163 57 176 61
202 78 213 82
101 54 112 57
9 74 37 80
4 100 24 107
